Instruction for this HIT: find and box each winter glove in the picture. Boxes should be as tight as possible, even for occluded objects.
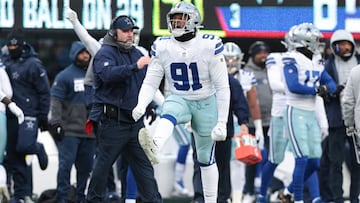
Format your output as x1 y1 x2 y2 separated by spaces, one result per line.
38 119 49 132
145 104 157 125
132 105 146 122
346 126 356 137
85 119 94 135
8 102 24 124
316 85 330 102
49 123 65 141
65 6 78 23
211 121 227 141
332 84 345 97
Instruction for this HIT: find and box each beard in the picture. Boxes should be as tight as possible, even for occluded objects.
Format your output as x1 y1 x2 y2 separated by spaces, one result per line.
8 46 23 59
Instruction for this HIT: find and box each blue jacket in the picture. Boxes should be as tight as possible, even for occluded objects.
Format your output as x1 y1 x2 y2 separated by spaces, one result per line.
50 41 93 137
3 44 50 121
90 34 146 121
324 54 360 128
227 74 249 138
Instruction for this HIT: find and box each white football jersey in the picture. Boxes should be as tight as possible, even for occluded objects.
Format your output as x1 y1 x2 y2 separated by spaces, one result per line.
282 51 324 110
266 52 286 117
146 33 228 100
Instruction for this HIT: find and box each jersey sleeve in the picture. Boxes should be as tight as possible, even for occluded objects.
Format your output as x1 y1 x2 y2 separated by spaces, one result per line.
266 53 285 93
208 38 230 123
282 56 317 95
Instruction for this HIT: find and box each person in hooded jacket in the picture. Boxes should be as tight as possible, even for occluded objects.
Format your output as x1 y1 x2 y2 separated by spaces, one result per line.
2 28 50 203
49 41 96 203
85 15 162 203
319 29 360 203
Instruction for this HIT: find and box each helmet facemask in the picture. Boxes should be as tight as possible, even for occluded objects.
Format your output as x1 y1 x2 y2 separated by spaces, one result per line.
166 2 203 38
223 42 244 74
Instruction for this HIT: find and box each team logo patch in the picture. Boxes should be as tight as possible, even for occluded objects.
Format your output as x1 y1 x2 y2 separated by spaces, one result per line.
288 69 293 73
104 62 109 66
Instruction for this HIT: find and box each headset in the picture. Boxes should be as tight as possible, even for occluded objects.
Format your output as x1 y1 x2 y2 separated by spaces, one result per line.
335 43 339 54
108 15 137 40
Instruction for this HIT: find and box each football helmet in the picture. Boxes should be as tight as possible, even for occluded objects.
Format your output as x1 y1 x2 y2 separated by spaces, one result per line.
223 42 244 74
282 25 297 51
292 22 323 54
166 2 203 37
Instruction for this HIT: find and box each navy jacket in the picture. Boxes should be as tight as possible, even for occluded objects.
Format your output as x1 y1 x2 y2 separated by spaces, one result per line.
227 74 250 138
50 41 93 137
3 44 50 121
90 34 146 121
324 54 360 128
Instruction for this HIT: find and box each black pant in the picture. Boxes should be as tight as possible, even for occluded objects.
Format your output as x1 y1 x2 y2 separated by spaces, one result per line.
191 134 232 203
319 127 360 203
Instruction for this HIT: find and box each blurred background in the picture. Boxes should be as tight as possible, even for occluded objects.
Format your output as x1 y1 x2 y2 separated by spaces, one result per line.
1 0 360 86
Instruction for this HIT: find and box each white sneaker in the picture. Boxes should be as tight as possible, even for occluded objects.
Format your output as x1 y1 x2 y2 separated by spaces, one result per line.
243 194 256 203
138 128 159 165
172 180 189 197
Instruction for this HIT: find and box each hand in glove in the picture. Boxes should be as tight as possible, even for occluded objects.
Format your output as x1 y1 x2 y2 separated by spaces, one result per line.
346 126 356 137
211 122 227 141
316 85 330 102
132 105 146 122
65 6 78 23
49 123 65 141
332 85 345 97
8 102 24 124
84 119 94 135
254 119 264 149
145 104 157 125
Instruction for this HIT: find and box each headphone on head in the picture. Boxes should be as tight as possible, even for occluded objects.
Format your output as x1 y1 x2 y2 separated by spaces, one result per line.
108 15 136 40
108 15 122 40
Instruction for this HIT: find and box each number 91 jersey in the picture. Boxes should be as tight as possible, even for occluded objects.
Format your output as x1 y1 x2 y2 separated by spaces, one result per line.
147 33 228 100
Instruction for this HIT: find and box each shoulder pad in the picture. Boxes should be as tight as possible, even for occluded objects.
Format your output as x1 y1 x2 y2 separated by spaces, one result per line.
198 33 224 56
150 36 171 57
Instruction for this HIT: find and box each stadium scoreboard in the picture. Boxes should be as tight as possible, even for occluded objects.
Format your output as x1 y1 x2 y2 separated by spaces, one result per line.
1 0 360 39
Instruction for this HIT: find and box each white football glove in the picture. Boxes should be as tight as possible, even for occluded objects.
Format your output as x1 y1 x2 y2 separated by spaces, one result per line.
65 6 78 23
8 102 24 124
132 105 146 122
211 122 227 141
254 119 264 149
